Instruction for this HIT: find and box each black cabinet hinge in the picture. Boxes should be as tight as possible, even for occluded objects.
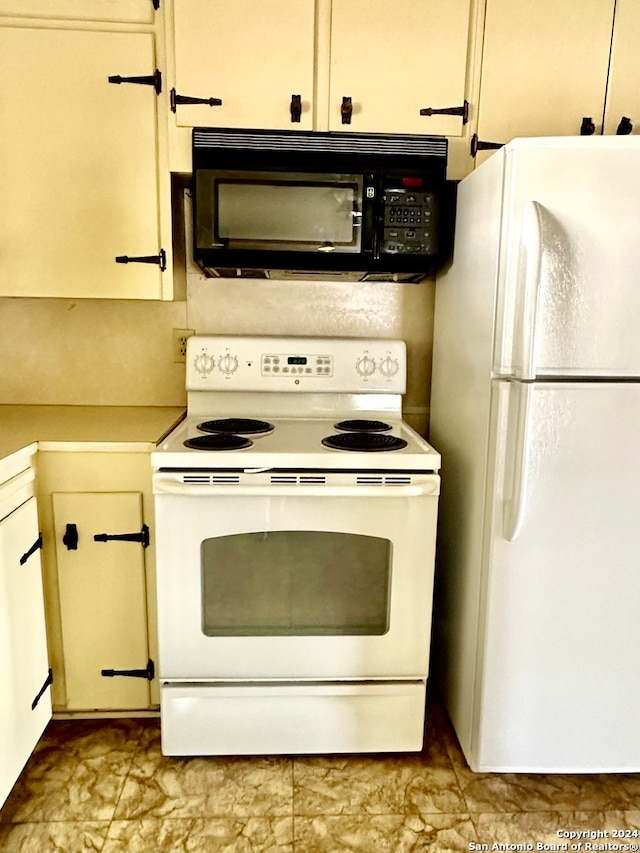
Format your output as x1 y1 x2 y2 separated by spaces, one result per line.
115 250 166 272
32 669 53 710
420 99 469 124
108 69 162 96
470 133 504 158
101 659 155 681
20 533 43 566
93 524 150 548
170 88 223 112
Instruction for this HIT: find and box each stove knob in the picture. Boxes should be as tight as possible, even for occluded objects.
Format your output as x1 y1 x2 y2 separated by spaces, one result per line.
194 353 215 376
379 356 400 378
356 355 376 377
218 353 239 376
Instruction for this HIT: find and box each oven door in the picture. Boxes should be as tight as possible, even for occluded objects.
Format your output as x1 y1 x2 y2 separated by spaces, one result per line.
153 476 439 680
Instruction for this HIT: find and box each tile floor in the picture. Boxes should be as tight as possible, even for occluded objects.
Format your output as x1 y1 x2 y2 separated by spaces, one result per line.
1 692 638 852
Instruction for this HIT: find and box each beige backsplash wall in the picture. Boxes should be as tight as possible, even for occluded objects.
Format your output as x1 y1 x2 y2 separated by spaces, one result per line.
0 277 435 433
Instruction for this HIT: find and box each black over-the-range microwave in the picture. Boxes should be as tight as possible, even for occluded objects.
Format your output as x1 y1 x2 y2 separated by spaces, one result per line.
192 128 456 283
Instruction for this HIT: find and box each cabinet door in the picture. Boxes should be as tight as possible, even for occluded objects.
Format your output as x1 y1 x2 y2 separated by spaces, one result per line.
604 0 640 135
172 0 316 129
0 498 51 810
53 493 151 710
0 0 153 23
328 0 471 135
0 27 166 299
475 0 615 162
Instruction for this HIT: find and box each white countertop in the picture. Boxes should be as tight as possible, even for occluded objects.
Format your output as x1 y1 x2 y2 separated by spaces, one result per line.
0 406 186 482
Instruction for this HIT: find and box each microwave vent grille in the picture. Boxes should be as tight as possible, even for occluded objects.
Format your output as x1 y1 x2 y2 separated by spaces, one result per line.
193 129 448 161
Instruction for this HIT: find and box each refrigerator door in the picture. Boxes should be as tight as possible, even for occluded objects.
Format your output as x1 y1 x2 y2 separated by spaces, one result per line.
494 137 640 378
476 379 640 772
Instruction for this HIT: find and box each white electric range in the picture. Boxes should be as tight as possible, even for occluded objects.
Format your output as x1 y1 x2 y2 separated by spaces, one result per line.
151 336 441 756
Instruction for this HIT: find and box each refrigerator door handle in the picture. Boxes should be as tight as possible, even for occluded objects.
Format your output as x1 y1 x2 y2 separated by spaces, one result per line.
513 201 544 381
503 381 533 542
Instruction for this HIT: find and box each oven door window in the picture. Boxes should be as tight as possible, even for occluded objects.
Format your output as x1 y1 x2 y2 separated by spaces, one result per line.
201 531 391 636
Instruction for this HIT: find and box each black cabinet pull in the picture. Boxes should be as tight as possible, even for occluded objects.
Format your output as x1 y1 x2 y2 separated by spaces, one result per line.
341 96 353 125
470 134 504 158
170 88 222 113
108 69 162 95
616 116 633 135
101 659 155 681
115 250 166 271
420 99 469 124
93 524 150 548
580 116 596 135
31 669 53 710
152 0 160 8
290 94 302 123
63 523 78 551
20 533 43 566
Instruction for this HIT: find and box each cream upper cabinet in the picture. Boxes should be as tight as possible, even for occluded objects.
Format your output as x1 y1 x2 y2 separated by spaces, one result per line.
0 0 154 24
604 0 640 135
0 25 170 299
327 0 471 137
473 0 617 163
171 0 316 130
170 0 472 136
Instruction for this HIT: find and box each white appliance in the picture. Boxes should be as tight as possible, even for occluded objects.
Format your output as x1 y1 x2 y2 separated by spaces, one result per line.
151 336 441 756
430 136 640 772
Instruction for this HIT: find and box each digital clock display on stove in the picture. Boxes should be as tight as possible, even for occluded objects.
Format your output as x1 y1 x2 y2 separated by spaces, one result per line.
288 356 307 365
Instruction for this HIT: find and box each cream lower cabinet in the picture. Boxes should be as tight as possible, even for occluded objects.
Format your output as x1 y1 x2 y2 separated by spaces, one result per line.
0 492 51 810
37 452 158 712
0 24 170 299
52 492 151 711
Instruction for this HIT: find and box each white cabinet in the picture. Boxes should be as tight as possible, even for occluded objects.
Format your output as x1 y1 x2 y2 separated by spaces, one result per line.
0 21 171 299
0 476 51 810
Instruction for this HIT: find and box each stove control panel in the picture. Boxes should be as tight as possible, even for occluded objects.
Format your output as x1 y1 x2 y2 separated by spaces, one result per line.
187 336 406 394
262 353 333 377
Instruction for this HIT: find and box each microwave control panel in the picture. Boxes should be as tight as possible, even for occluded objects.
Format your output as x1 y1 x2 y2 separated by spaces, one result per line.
381 188 438 255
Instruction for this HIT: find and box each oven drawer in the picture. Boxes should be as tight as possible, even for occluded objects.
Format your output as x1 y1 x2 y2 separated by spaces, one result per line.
160 680 427 755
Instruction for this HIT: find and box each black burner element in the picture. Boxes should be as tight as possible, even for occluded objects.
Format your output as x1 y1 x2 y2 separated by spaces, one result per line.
334 419 392 432
184 434 253 450
198 418 273 435
322 433 408 452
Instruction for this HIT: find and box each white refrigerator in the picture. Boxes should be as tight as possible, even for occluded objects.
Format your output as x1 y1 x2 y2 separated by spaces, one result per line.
430 136 640 772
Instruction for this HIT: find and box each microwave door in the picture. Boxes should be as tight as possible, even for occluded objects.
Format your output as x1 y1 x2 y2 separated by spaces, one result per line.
197 171 365 255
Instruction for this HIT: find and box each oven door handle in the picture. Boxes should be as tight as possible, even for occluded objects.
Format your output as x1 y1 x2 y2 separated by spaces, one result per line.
153 478 439 498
